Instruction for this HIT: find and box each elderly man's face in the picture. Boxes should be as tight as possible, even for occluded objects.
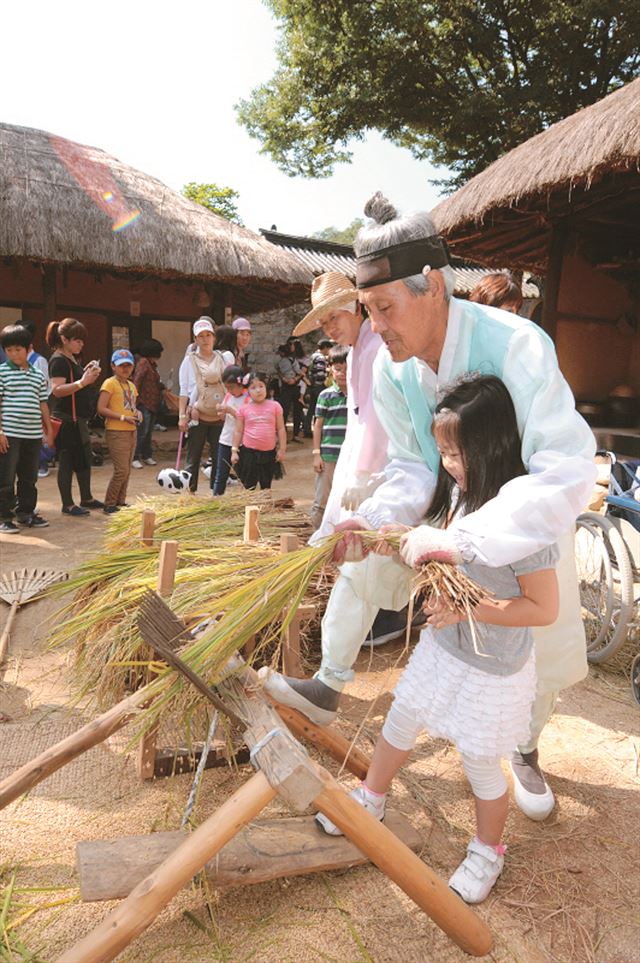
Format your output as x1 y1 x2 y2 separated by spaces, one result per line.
359 274 447 363
320 306 362 347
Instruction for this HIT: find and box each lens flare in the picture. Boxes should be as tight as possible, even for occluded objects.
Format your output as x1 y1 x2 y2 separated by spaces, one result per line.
51 135 141 233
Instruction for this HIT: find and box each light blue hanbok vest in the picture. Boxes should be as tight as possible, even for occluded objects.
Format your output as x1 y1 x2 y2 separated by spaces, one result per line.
381 300 551 474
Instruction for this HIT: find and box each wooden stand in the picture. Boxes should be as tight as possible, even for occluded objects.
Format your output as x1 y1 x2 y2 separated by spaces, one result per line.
136 540 178 780
59 634 493 962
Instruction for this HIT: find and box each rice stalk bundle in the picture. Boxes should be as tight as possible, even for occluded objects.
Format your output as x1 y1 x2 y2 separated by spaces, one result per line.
124 537 341 739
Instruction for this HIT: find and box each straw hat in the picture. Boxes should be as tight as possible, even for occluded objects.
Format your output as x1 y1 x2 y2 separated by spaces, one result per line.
293 273 357 336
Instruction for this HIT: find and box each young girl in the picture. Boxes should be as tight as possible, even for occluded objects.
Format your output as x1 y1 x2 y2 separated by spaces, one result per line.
316 375 559 904
212 366 248 496
230 371 286 490
97 349 142 514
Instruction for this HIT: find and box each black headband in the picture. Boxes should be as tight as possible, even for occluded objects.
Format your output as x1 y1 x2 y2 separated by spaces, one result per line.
356 236 451 289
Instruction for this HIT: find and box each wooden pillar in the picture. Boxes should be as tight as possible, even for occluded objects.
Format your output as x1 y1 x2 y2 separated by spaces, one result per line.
140 509 156 547
42 265 57 324
243 506 260 543
540 220 567 342
279 534 303 678
137 541 178 780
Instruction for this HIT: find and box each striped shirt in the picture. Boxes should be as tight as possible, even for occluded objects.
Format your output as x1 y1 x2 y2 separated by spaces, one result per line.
0 361 48 439
315 385 347 462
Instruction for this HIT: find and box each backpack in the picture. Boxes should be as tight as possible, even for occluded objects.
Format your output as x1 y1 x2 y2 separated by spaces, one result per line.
189 351 225 420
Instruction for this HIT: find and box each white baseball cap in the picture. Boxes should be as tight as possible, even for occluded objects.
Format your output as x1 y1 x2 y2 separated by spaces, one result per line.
193 317 215 336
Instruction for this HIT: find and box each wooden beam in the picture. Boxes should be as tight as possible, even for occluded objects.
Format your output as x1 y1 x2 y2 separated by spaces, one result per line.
540 220 568 341
77 811 422 901
42 264 57 323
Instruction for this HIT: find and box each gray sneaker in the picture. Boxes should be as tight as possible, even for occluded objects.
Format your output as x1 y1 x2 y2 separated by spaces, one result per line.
0 520 19 534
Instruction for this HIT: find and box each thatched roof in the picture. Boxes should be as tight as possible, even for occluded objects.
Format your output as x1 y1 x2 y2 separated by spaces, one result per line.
433 78 640 272
0 122 312 301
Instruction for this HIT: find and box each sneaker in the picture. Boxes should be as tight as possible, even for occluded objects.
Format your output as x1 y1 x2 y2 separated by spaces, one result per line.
132 459 144 469
38 467 50 478
316 784 386 836
62 505 90 517
103 505 120 514
153 424 167 431
290 436 303 444
510 749 555 820
143 457 157 466
257 668 339 726
18 514 49 528
80 499 104 510
448 837 505 903
202 465 212 479
0 520 19 534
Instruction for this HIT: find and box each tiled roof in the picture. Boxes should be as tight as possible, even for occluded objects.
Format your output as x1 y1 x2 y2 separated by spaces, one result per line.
260 229 539 298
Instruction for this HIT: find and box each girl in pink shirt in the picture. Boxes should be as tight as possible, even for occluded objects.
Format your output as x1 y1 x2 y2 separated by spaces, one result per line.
231 372 286 489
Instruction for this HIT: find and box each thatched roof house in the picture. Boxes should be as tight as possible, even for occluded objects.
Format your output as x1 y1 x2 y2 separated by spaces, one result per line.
0 122 311 313
433 77 640 274
433 78 640 419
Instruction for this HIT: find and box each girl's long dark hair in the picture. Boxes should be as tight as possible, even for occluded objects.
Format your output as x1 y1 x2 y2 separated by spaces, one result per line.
427 374 526 523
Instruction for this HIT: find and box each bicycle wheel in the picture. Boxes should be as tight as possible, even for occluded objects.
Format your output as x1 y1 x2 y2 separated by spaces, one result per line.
575 512 634 663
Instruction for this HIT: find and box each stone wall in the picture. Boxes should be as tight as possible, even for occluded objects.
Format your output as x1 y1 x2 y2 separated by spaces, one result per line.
246 302 320 376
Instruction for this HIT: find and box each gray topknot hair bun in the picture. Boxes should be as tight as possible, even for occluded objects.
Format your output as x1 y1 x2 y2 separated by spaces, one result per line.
364 191 398 224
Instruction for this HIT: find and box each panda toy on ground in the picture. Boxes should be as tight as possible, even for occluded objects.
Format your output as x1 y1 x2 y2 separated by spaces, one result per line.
157 468 192 493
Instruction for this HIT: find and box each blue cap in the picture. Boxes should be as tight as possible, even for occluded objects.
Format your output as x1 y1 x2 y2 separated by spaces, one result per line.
111 349 135 366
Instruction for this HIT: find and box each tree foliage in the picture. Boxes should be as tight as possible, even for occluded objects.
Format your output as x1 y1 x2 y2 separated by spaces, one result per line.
312 218 364 245
237 0 640 189
182 182 243 224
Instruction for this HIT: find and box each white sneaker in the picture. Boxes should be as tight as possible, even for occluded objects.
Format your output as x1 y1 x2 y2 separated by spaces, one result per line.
132 459 143 469
153 424 167 431
315 784 386 836
38 468 50 478
143 457 157 466
448 837 504 903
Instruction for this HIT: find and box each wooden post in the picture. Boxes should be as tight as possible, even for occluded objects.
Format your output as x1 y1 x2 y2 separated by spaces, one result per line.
540 219 567 341
243 505 260 543
279 533 303 678
56 772 277 963
313 771 493 957
140 509 156 547
137 541 178 780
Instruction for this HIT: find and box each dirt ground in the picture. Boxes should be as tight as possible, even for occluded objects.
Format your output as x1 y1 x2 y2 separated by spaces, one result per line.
1 431 639 963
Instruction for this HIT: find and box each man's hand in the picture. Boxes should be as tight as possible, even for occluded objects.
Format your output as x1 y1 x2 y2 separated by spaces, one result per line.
230 449 239 466
0 433 9 454
332 517 369 564
313 453 323 474
44 429 55 448
399 525 464 569
341 471 371 511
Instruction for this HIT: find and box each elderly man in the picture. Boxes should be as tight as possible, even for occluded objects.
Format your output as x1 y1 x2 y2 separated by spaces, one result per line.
262 192 596 821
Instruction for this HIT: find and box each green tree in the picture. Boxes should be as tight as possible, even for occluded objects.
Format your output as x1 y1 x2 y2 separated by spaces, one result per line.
237 0 640 189
182 182 243 225
312 218 365 245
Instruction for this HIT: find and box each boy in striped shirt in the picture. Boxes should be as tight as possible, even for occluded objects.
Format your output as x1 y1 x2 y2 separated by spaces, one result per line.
0 325 54 533
310 346 348 530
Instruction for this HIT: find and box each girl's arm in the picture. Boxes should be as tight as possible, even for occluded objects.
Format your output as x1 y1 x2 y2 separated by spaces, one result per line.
230 416 244 465
275 407 286 461
426 568 559 630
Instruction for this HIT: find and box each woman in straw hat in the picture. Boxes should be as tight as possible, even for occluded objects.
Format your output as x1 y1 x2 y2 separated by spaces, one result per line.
262 191 596 824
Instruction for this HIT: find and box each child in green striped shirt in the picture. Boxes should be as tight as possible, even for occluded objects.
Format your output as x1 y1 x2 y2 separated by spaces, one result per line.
0 325 54 533
310 346 349 530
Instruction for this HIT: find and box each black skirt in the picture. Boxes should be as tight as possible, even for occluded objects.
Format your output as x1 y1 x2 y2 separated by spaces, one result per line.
238 446 282 490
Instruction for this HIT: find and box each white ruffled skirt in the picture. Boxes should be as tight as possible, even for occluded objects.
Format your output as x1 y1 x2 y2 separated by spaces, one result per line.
392 629 536 758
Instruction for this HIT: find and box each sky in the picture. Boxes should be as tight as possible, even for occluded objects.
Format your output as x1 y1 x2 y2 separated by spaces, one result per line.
3 0 446 236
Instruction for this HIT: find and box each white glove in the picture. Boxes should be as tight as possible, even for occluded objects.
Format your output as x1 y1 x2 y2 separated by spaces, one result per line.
399 525 464 570
341 471 384 511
